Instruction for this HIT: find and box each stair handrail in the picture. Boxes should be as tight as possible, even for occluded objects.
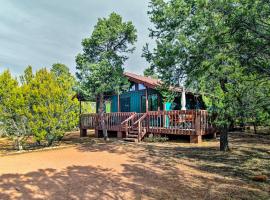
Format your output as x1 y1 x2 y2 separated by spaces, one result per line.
120 112 136 125
133 113 148 126
134 113 148 141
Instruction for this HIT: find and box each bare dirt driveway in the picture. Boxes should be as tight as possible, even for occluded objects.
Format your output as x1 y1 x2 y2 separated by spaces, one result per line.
0 133 269 200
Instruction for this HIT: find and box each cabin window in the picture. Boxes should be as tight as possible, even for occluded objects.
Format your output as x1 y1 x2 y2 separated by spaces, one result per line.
138 84 146 90
129 83 136 91
141 94 158 112
120 97 130 112
149 94 158 111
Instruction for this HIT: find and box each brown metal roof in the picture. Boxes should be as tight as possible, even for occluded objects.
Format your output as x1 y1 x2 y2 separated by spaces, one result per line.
124 72 184 93
124 72 160 89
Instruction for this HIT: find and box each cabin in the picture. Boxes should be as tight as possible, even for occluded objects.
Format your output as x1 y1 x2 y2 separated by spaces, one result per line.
80 72 214 143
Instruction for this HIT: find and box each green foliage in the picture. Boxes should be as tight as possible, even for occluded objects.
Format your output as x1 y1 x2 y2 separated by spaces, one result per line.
0 70 31 150
144 134 169 143
157 83 177 103
26 67 79 145
76 12 137 98
76 12 137 139
0 65 79 148
145 0 270 150
145 0 270 127
81 102 96 114
143 67 158 79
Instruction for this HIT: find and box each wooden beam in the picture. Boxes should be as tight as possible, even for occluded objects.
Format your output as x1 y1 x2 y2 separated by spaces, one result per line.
190 135 202 143
117 93 120 112
80 128 87 137
146 87 149 112
79 100 82 115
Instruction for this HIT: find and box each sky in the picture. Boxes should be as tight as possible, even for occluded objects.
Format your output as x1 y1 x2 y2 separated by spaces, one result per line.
0 0 154 76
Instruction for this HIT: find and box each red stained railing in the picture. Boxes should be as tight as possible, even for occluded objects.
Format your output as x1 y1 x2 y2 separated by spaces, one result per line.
80 110 210 136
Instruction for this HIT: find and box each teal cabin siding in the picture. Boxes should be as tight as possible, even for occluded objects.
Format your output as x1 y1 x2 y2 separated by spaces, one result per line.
95 73 205 113
109 88 162 113
96 89 204 113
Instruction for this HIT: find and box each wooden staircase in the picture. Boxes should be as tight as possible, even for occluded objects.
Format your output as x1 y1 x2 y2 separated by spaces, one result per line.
122 113 148 143
123 128 139 142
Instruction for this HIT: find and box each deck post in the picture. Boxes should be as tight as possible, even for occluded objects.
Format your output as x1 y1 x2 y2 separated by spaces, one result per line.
146 87 149 112
80 128 87 137
79 115 87 137
94 128 99 138
117 93 120 112
195 111 201 135
190 135 202 143
117 131 123 138
192 110 202 143
79 100 82 115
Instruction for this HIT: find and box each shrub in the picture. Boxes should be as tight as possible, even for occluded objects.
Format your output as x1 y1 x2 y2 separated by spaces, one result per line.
0 65 79 149
3 116 32 150
144 134 169 143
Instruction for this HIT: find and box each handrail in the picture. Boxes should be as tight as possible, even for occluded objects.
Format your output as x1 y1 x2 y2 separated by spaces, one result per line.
120 112 136 125
133 113 148 126
137 113 148 141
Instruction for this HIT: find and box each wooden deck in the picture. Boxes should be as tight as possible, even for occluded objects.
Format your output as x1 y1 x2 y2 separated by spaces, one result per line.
80 110 214 143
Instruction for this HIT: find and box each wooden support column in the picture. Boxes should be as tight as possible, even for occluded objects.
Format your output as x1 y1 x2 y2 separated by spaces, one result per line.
190 135 202 143
117 131 123 138
79 115 86 137
80 128 87 137
79 100 82 115
191 110 202 143
195 111 201 135
146 87 149 112
117 93 120 112
94 128 99 138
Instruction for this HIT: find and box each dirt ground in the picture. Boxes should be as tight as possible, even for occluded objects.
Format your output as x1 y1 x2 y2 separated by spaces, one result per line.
0 132 269 200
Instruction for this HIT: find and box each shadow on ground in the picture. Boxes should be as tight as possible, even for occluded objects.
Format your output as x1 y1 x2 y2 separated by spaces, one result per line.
0 132 269 200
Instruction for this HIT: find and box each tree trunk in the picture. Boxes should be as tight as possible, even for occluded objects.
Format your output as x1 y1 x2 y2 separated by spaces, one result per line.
220 126 229 151
15 137 23 151
253 122 257 134
99 93 108 141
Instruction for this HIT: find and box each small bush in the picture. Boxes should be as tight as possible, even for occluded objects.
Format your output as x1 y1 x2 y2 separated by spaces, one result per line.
0 122 5 137
144 134 169 143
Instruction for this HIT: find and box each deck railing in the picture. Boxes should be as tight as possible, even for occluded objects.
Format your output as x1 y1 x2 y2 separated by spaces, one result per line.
80 112 135 131
146 110 194 135
80 110 210 136
101 112 135 131
80 114 98 129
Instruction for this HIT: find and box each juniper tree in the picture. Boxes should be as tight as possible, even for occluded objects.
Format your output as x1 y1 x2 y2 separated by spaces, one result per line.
76 12 137 140
144 0 270 151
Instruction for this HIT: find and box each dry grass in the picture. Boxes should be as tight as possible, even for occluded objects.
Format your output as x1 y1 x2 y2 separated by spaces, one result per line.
0 131 269 199
0 137 14 155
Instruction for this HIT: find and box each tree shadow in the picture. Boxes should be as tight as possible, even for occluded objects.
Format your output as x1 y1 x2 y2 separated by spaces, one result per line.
0 166 129 200
74 132 270 182
1 135 269 200
0 163 263 200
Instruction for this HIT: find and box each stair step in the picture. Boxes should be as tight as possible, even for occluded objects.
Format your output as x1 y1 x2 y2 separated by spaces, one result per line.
127 134 138 138
129 130 139 134
123 138 139 142
128 132 138 135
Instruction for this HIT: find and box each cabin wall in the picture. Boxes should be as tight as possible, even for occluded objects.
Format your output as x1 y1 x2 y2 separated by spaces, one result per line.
110 88 161 113
95 82 205 113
